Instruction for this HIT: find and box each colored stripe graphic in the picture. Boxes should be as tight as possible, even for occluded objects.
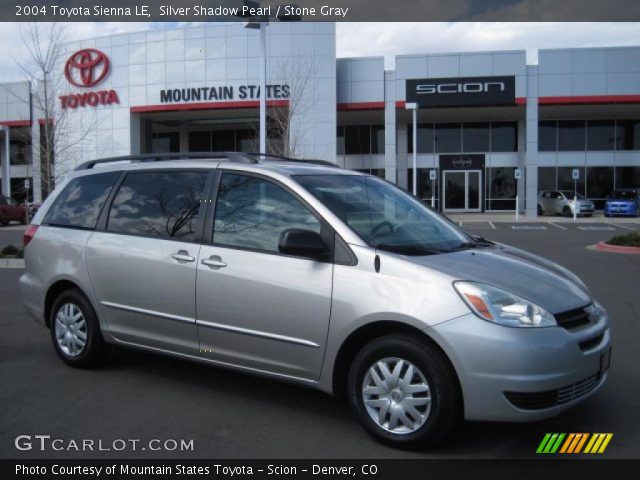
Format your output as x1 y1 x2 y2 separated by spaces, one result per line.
536 433 565 453
538 433 613 454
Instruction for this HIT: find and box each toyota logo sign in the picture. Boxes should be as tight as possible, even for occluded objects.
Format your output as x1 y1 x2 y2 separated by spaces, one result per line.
64 49 110 88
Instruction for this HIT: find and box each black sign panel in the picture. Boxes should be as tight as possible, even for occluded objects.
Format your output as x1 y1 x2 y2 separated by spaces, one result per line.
406 76 516 107
440 154 485 170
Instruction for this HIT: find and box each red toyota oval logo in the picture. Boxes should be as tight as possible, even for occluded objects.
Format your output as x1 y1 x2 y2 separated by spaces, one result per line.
64 49 110 88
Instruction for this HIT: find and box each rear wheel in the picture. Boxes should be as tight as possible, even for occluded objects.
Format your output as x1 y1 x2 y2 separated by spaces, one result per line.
563 206 571 217
0 217 8 226
347 334 461 449
50 289 110 368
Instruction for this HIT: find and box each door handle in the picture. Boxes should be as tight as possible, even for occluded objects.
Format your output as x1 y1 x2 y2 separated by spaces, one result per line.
171 250 195 262
201 256 227 268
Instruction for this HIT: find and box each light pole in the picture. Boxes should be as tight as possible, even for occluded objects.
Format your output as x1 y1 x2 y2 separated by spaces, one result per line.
239 2 301 158
405 102 418 196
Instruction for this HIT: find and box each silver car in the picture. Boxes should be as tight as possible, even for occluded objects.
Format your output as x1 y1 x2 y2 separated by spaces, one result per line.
20 154 611 449
538 190 595 217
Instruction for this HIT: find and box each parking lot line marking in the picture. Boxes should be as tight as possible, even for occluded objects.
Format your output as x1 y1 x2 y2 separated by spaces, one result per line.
489 221 496 230
548 222 567 230
512 225 547 230
577 226 616 231
612 223 633 230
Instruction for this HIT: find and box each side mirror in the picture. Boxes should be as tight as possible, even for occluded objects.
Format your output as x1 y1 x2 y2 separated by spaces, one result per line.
278 229 328 260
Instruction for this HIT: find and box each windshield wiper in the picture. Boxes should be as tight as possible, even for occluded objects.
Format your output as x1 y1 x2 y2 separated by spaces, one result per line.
453 237 495 250
375 243 451 256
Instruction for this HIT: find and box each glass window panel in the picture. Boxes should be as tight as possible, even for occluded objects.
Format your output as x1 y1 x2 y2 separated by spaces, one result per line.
107 171 208 241
491 121 518 152
344 125 371 155
235 129 257 152
616 167 640 189
537 167 556 191
211 130 235 151
616 120 640 150
213 173 321 253
407 123 434 154
538 121 557 151
462 122 490 153
435 123 462 153
44 172 120 229
152 132 179 153
587 120 616 151
557 167 585 194
336 126 345 155
188 131 211 152
558 120 586 151
371 125 385 154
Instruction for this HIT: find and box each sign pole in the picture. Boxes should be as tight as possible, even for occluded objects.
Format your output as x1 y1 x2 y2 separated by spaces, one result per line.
574 178 577 222
412 108 417 196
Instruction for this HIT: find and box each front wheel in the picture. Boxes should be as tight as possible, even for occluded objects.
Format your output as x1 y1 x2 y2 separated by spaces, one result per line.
50 289 110 368
563 206 572 217
347 334 461 449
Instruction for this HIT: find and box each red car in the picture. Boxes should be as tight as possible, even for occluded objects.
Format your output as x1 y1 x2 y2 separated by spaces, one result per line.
0 195 28 225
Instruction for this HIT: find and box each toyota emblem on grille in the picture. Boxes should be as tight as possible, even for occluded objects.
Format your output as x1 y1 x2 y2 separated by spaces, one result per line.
64 49 110 88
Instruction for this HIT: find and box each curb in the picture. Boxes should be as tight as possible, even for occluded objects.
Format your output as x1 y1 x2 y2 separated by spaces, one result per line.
596 241 640 254
0 258 25 268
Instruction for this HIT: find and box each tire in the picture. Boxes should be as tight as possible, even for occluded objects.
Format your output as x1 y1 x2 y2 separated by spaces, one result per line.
50 288 110 368
347 333 461 449
537 204 544 216
0 218 8 226
20 216 27 225
563 206 571 217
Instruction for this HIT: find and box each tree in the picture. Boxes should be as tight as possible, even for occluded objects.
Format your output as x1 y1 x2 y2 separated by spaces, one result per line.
14 23 99 198
252 57 316 158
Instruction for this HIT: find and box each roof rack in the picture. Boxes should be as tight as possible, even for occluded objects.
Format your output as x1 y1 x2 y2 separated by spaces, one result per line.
74 152 257 170
247 152 339 168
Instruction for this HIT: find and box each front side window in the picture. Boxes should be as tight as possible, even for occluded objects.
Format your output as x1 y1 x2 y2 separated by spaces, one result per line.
296 174 470 255
43 172 120 229
213 173 321 253
107 170 208 241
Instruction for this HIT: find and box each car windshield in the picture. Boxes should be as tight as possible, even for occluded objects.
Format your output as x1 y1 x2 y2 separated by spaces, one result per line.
295 174 476 255
560 191 585 199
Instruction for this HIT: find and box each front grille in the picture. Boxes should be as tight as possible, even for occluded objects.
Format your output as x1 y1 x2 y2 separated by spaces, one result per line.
504 374 601 410
555 306 591 330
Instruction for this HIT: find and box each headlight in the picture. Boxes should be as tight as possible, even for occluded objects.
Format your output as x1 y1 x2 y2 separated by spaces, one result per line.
454 281 557 328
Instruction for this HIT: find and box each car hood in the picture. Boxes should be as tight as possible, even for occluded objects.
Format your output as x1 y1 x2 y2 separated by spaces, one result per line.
404 245 591 314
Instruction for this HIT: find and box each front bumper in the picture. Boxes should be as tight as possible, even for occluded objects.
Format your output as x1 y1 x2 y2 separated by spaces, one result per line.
604 203 637 216
427 311 610 422
571 203 595 215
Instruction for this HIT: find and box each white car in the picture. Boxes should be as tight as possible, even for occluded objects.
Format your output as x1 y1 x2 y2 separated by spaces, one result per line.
538 190 595 217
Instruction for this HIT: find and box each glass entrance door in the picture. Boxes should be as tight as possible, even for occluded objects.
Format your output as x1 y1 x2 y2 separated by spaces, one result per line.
443 170 482 212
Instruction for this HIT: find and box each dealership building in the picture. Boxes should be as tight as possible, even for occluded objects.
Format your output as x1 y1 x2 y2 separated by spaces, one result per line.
0 22 639 216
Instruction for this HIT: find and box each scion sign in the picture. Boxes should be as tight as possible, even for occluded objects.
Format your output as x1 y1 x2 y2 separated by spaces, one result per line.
406 76 516 107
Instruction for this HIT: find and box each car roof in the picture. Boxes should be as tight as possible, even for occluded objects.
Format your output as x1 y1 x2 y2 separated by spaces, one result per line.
69 154 364 179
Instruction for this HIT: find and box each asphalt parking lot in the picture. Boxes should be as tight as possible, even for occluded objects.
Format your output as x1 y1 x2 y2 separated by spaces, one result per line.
1 221 639 459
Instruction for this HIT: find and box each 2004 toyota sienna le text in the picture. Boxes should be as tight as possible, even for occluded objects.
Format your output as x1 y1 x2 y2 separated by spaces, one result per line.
19 154 611 448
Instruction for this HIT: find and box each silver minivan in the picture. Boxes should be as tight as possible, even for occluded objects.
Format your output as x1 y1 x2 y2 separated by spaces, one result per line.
20 154 611 448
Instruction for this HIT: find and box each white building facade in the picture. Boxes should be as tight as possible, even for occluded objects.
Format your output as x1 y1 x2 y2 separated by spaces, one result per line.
0 23 638 216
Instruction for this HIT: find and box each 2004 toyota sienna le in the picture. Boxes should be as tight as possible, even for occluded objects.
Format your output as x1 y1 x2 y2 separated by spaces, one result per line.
20 153 611 448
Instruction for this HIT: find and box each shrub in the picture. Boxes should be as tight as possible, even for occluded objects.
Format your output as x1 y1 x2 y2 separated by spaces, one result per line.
1 244 23 257
606 232 640 248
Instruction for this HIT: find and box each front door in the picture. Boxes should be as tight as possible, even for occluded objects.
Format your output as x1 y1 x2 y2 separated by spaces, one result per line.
196 171 333 381
442 170 482 212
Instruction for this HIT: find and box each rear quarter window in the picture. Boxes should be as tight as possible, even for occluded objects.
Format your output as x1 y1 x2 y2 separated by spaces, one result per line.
43 172 120 229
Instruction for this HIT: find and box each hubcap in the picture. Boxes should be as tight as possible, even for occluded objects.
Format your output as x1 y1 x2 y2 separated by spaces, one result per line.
54 303 87 357
362 357 431 435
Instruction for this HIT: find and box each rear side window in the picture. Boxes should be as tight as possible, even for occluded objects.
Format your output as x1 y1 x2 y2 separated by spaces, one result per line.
43 172 120 229
107 170 208 242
